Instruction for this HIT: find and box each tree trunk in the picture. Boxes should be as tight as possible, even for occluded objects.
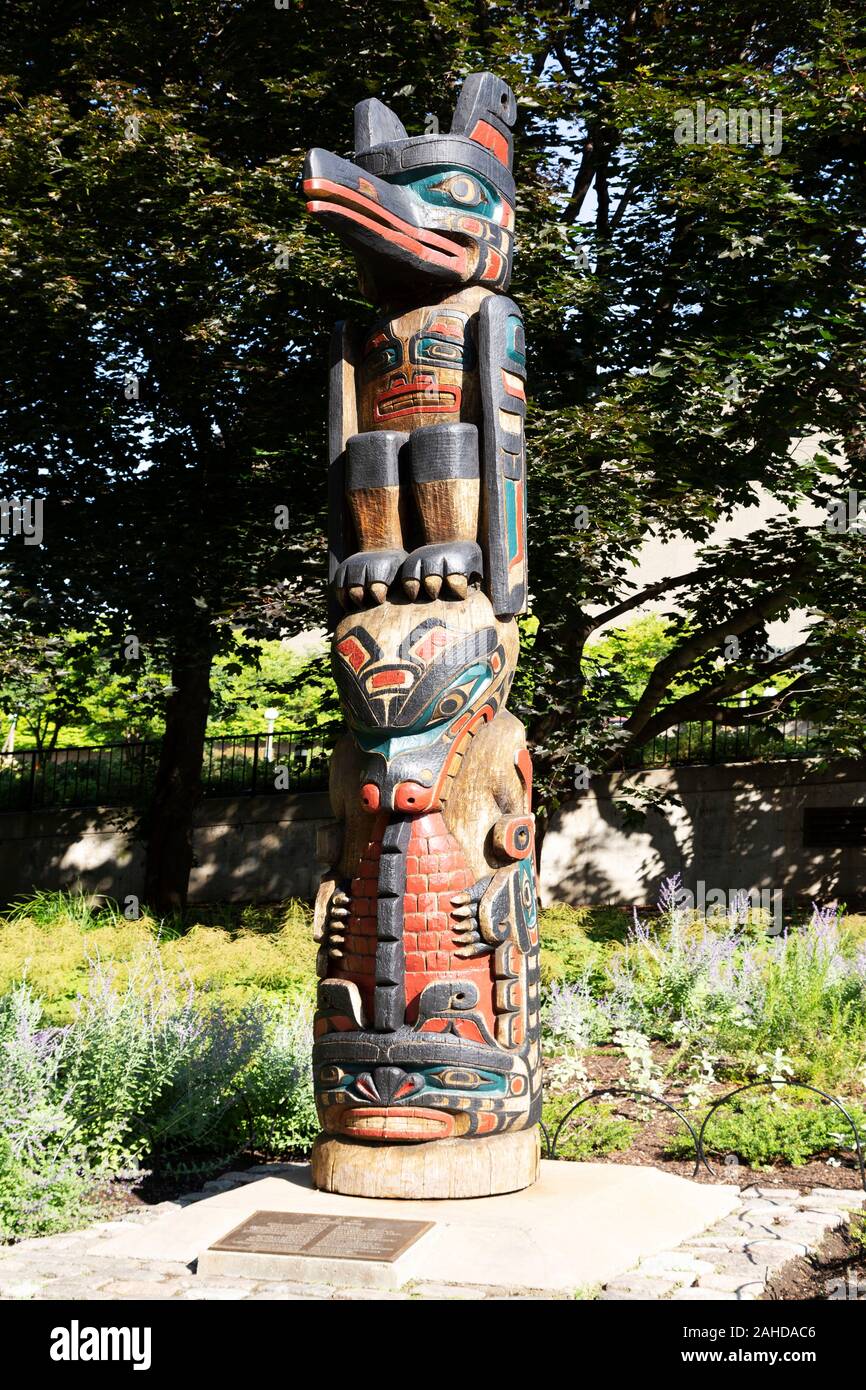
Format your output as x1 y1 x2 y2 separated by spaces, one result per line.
143 645 213 913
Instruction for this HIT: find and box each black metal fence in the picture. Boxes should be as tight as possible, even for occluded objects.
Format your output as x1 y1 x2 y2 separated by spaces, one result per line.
624 709 819 769
0 705 826 812
0 730 336 813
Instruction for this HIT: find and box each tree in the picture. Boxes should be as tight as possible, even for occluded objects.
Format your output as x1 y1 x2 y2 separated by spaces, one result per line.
0 629 108 757
486 2 866 832
207 638 336 735
0 1 436 903
1 1 864 885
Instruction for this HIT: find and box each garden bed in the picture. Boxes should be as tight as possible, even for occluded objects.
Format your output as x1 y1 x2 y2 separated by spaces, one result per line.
2 884 865 1243
543 1046 865 1191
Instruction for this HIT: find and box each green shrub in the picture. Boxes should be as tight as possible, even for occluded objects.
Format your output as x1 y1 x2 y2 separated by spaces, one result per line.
542 1093 636 1161
0 983 94 1240
850 1212 866 1250
0 894 317 1023
0 1132 95 1242
58 947 268 1169
55 945 317 1172
606 899 866 1091
0 938 319 1239
665 1092 866 1169
538 906 615 988
238 1002 319 1157
4 889 126 928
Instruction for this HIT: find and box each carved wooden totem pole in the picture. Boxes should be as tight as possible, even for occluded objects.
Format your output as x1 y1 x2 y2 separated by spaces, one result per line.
304 72 541 1198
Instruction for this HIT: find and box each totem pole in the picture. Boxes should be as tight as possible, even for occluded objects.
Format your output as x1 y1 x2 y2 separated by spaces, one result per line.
304 72 542 1199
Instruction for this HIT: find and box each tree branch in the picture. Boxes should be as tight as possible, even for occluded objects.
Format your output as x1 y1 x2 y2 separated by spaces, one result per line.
610 177 636 231
708 673 814 725
588 568 706 631
562 132 598 225
603 649 812 769
649 211 697 353
625 578 804 736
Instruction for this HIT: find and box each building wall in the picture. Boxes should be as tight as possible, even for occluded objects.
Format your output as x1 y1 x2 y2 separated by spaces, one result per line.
0 793 334 905
540 760 866 908
4 761 865 910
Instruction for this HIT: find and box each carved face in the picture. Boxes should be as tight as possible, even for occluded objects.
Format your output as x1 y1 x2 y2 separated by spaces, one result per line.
314 1052 534 1141
332 591 518 813
357 304 481 433
313 974 539 1139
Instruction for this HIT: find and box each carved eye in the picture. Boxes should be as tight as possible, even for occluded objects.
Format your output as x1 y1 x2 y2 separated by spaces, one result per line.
434 174 484 207
318 1066 345 1087
433 674 485 721
435 1068 484 1089
434 690 467 720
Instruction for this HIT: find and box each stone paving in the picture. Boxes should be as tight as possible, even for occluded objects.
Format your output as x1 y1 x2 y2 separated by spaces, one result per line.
600 1185 865 1301
0 1167 862 1301
0 1168 561 1301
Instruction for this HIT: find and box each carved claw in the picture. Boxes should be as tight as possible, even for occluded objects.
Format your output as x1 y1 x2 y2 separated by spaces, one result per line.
333 548 407 608
399 541 483 602
423 573 443 599
322 882 352 958
451 877 490 910
450 875 494 956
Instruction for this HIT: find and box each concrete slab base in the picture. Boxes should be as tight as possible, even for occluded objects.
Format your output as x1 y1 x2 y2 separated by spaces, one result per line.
198 1234 435 1290
91 1162 740 1295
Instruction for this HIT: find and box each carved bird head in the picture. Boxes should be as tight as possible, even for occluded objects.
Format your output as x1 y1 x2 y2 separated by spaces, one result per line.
304 73 517 300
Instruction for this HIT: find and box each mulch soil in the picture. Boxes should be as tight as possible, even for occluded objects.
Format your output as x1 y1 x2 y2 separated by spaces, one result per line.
542 1045 865 1192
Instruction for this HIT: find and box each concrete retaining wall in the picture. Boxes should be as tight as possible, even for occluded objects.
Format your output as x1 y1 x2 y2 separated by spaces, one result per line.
540 759 866 907
4 759 866 909
0 793 334 905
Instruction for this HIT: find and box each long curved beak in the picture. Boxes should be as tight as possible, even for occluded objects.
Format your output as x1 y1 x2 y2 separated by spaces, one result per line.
303 148 471 282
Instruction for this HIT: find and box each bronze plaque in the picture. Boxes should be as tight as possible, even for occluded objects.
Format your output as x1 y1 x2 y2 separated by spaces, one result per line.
209 1210 434 1264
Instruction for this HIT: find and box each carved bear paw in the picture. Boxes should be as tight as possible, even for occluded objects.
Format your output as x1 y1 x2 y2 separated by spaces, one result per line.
322 886 351 963
399 540 483 601
334 548 407 607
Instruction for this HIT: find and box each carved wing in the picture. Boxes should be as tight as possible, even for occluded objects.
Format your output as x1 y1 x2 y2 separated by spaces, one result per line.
327 320 359 624
478 295 527 616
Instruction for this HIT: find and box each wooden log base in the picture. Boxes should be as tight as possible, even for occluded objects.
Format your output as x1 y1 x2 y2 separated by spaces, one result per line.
311 1127 540 1200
